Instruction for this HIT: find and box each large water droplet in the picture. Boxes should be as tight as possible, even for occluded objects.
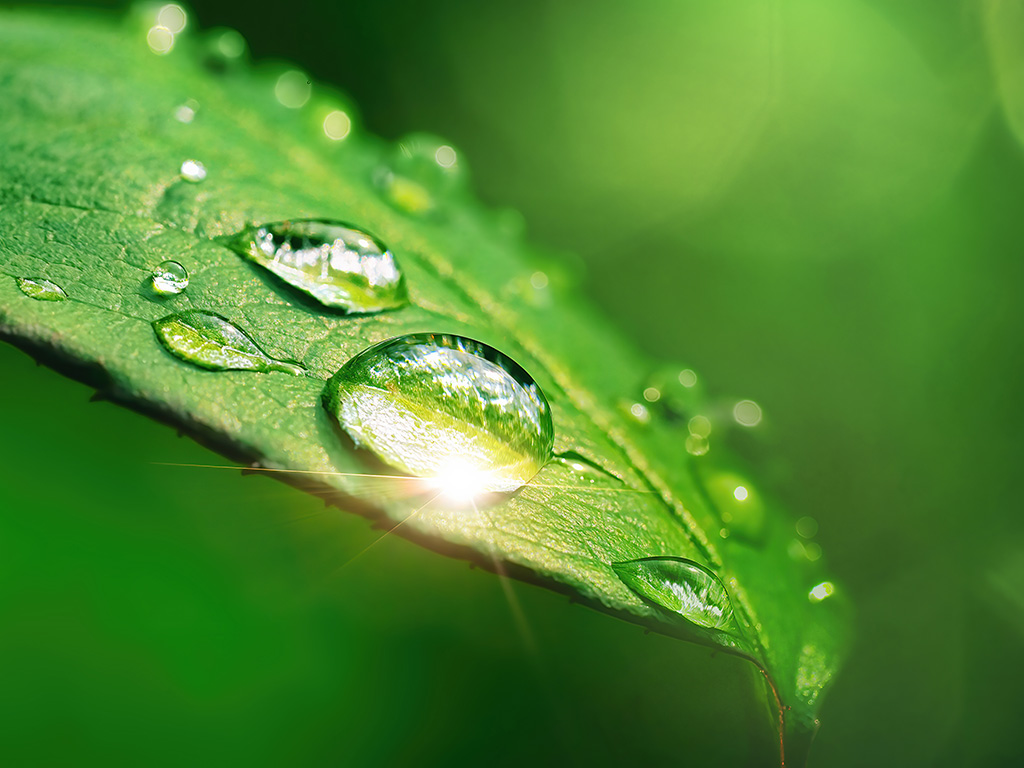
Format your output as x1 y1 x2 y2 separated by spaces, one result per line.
153 311 305 375
323 334 553 494
702 470 766 544
17 277 67 301
151 260 189 295
375 133 466 217
223 219 407 313
612 556 738 632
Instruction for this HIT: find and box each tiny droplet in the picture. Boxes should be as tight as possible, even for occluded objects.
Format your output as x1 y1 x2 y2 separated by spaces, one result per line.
643 386 661 403
180 159 206 182
734 399 763 427
151 260 189 295
17 277 67 301
678 369 698 388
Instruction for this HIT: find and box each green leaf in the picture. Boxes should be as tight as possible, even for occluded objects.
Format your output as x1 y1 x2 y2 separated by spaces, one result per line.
0 9 848 763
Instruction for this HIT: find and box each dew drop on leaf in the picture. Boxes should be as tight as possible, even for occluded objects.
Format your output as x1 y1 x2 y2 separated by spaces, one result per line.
153 310 305 375
151 260 188 295
17 277 67 301
223 219 407 313
702 470 767 544
612 556 738 632
180 158 206 182
323 333 554 493
374 133 466 217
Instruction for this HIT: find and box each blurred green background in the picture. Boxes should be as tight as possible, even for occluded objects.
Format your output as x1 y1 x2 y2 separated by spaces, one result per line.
3 0 1023 765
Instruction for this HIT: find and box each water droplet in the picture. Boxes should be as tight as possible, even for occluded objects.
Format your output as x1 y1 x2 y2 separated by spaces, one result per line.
173 100 197 123
156 4 187 34
374 133 466 217
643 386 661 403
796 516 819 539
622 401 650 425
17 277 66 301
678 369 698 388
151 260 189 295
153 311 305 375
733 399 763 427
808 581 835 602
323 110 352 141
323 334 553 494
275 70 311 109
612 556 739 632
702 471 766 544
180 159 206 182
688 415 712 438
685 434 709 456
147 25 174 54
223 219 407 313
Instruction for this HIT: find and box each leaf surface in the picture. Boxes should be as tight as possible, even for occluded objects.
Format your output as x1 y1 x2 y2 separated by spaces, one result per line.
0 10 848 763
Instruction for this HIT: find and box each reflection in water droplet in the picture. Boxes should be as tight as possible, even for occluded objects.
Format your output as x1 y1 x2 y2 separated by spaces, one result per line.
796 516 819 539
223 219 407 313
643 386 661 403
733 399 763 427
688 414 712 438
147 25 174 54
323 334 554 494
685 434 709 456
153 311 305 375
703 471 765 544
275 70 311 108
374 133 466 217
612 556 738 632
17 277 67 301
180 159 206 182
156 4 187 33
808 581 835 602
678 369 698 388
529 271 549 290
323 110 352 141
151 260 189 295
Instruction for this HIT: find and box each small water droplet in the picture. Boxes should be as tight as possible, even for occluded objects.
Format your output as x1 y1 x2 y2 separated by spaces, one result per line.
702 471 766 543
223 219 407 313
173 101 197 123
275 70 311 108
808 581 835 602
612 556 739 633
374 133 466 217
678 369 698 387
323 110 352 141
153 311 305 375
688 415 712 438
157 4 187 33
796 516 819 539
622 401 650 425
733 399 763 427
643 386 661 403
17 277 67 301
323 334 553 494
147 25 174 54
180 159 206 182
685 434 709 456
151 260 189 295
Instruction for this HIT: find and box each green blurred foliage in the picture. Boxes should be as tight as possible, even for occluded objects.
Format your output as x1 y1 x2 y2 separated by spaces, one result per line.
3 0 1023 765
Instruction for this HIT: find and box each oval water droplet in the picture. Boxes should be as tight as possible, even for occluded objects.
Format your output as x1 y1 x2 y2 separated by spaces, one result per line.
612 556 739 632
223 219 407 313
374 133 467 217
702 470 766 544
180 159 206 182
153 311 305 375
17 277 67 301
151 260 188 295
323 334 553 494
